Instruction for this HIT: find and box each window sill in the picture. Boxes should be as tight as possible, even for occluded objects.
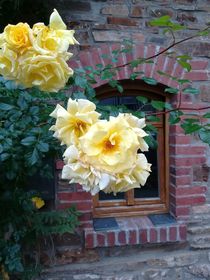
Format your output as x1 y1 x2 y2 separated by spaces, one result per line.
84 216 187 249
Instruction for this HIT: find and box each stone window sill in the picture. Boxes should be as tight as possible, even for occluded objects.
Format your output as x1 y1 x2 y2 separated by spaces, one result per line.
84 216 187 249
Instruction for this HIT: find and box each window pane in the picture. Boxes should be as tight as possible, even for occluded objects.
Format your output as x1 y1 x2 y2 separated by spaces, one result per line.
99 192 125 201
134 146 159 198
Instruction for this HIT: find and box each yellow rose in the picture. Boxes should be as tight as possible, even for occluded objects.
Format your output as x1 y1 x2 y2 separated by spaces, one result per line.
103 154 151 194
120 113 149 151
18 51 73 92
32 9 78 54
3 22 32 53
80 115 140 173
32 196 45 209
0 44 18 80
50 98 101 146
62 145 114 195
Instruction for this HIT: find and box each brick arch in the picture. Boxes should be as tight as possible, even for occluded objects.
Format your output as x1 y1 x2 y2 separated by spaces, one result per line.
70 43 186 89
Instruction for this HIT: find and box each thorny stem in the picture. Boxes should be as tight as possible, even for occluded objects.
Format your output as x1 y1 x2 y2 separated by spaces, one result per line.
112 26 210 70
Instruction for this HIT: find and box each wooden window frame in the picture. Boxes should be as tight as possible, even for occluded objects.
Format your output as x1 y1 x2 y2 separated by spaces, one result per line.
92 80 169 218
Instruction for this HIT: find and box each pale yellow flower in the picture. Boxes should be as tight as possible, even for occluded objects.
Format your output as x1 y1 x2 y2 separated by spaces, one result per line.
50 98 101 146
121 113 149 151
62 145 114 195
2 22 32 53
32 9 78 54
80 115 140 173
0 44 18 80
103 154 151 194
32 196 45 209
18 51 73 92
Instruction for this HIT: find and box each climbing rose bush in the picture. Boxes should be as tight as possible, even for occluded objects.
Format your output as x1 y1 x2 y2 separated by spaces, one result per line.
0 9 78 92
50 98 151 195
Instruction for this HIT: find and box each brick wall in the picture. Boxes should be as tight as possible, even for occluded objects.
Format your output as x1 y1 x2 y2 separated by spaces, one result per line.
49 0 210 248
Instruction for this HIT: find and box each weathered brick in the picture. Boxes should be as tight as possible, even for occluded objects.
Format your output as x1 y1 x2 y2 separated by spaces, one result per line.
130 5 143 17
101 5 129 16
107 16 138 26
97 233 105 247
118 231 126 245
92 30 130 42
150 228 158 243
140 229 148 244
107 232 115 247
85 232 94 249
128 230 137 245
200 84 210 102
150 8 174 18
169 226 177 241
177 12 197 23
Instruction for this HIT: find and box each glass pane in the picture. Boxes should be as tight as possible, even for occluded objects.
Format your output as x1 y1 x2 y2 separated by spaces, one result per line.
99 96 156 114
99 192 125 201
134 146 159 198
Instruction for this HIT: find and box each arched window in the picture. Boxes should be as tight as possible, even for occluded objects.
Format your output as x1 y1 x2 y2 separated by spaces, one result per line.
93 80 169 217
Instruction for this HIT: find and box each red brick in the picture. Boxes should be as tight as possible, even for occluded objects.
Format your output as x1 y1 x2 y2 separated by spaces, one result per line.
170 156 206 167
150 228 157 243
76 202 92 211
175 186 207 196
128 230 137 245
170 166 191 176
184 71 208 81
97 233 105 247
169 226 177 241
107 232 115 247
145 45 156 77
85 233 94 248
79 212 92 222
179 225 187 240
140 229 148 244
118 231 126 245
160 227 167 242
169 135 191 145
169 125 185 135
107 16 138 26
170 174 192 186
172 206 191 217
57 192 91 201
176 195 206 206
190 60 208 70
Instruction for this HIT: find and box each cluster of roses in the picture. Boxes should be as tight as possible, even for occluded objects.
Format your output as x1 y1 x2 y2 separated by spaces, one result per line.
0 9 78 92
50 98 151 195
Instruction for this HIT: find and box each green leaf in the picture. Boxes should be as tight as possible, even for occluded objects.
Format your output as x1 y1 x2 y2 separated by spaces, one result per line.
37 142 49 152
27 148 39 166
117 84 123 93
21 136 36 146
136 96 148 104
74 75 87 88
165 87 179 94
181 122 201 134
146 116 160 122
149 15 171 26
178 60 191 72
151 100 165 110
203 112 210 118
199 128 210 144
0 103 14 110
101 70 115 80
183 87 200 94
142 77 158 85
177 79 190 85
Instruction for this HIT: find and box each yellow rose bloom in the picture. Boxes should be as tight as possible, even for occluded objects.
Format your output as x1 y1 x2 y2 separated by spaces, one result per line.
18 51 73 92
32 9 78 54
3 22 32 53
32 196 45 209
50 98 101 146
121 113 149 151
0 44 18 80
80 115 140 173
62 145 114 195
103 154 151 194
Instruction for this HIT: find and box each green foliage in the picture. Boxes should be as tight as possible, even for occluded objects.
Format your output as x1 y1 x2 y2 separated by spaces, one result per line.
0 189 80 279
0 80 80 279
